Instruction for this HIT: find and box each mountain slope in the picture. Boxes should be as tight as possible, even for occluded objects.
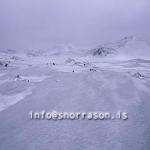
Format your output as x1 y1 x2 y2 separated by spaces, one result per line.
90 35 150 59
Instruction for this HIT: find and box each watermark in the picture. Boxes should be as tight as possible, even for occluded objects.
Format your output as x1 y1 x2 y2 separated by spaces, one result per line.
29 110 128 121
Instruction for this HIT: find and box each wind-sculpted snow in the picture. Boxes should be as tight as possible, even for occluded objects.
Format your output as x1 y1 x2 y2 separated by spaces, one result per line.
0 36 150 149
0 65 150 150
0 70 50 112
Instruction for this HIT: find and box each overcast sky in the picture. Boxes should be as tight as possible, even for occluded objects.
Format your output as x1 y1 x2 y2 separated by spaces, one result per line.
0 0 150 50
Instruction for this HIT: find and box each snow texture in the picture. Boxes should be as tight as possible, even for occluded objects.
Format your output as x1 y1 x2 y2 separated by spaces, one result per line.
0 35 150 150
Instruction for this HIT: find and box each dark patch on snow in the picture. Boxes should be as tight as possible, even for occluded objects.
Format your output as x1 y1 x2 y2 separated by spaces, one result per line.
92 46 116 56
89 68 97 72
133 72 145 79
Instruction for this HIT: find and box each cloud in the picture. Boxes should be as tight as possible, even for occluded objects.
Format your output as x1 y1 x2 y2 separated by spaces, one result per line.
0 0 150 49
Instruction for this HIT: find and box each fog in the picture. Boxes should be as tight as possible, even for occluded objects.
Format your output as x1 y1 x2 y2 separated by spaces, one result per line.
0 0 150 50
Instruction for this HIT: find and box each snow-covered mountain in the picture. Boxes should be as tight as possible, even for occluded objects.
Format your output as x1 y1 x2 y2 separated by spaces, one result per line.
0 49 16 54
1 34 149 60
90 35 150 60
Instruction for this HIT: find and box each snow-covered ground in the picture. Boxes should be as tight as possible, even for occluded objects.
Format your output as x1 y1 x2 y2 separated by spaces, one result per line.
0 35 150 149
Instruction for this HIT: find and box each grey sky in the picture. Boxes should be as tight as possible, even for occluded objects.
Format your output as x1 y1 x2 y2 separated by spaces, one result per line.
0 0 150 50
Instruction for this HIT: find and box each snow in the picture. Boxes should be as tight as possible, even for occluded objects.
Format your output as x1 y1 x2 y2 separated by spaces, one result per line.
0 35 150 150
89 35 150 60
0 88 32 112
14 75 50 83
